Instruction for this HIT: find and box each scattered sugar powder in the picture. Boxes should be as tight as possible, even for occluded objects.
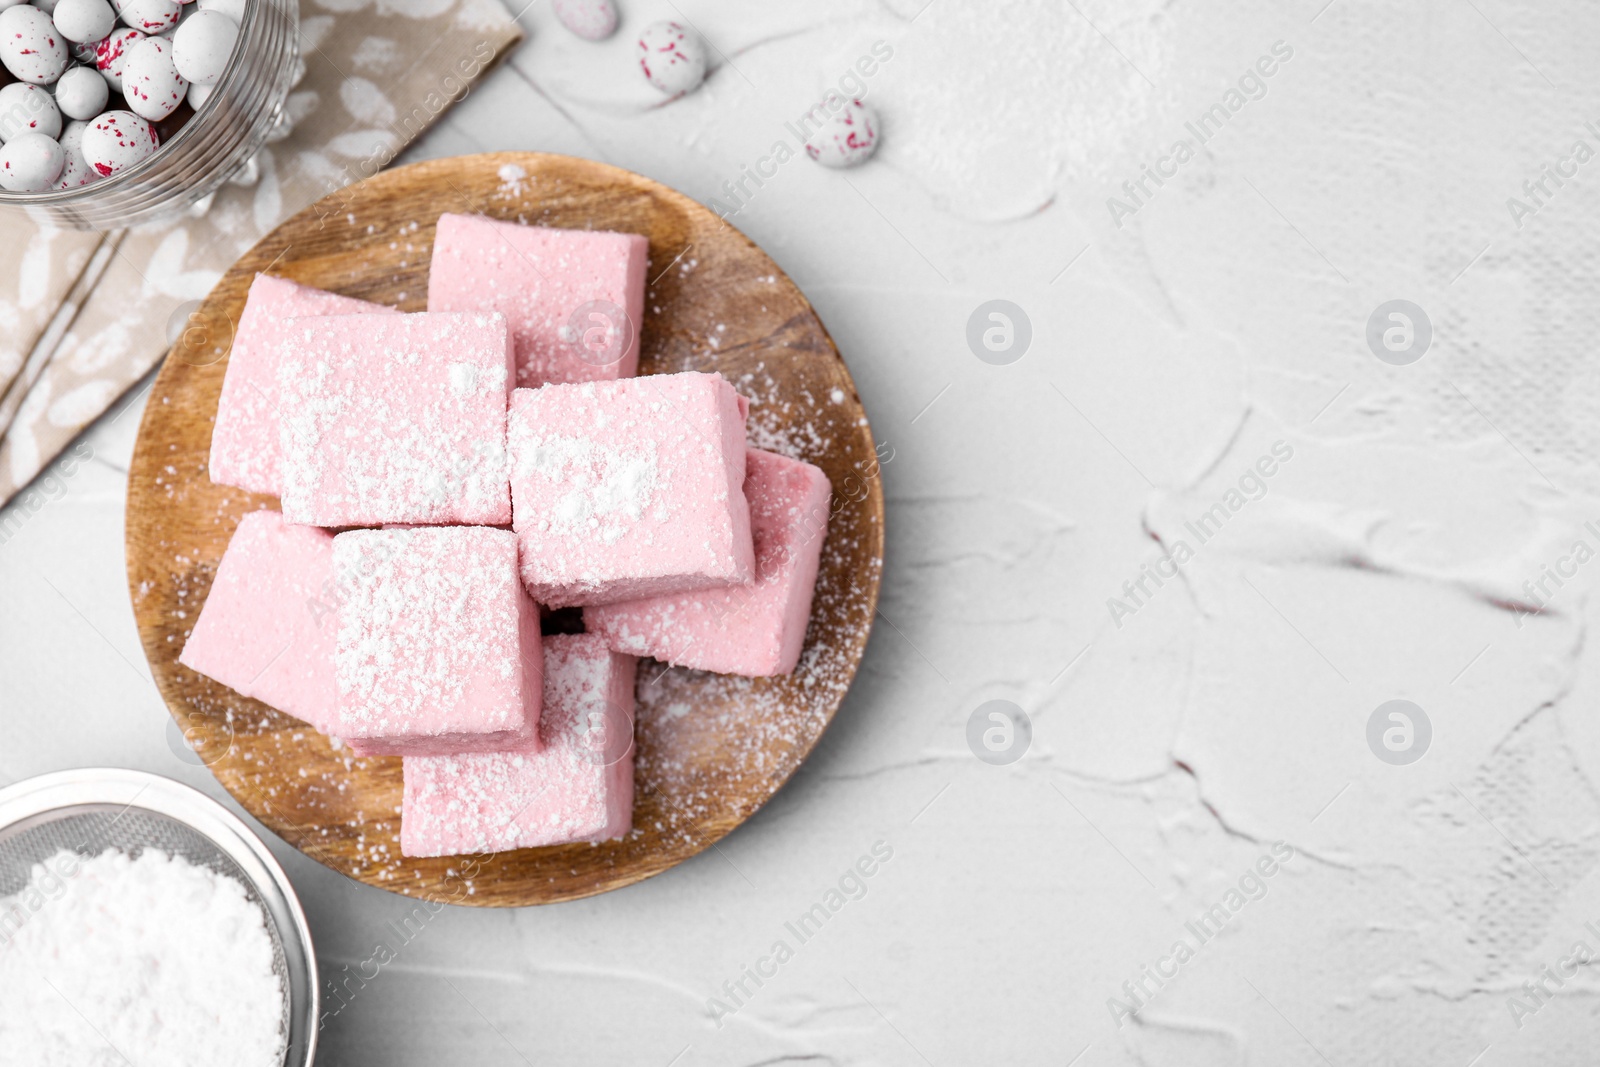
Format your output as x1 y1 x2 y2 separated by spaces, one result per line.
0 848 285 1067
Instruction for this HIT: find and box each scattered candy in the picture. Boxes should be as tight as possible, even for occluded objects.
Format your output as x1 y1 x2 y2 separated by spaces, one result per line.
50 0 112 43
0 130 64 189
93 26 145 90
169 8 233 85
53 116 92 185
121 34 184 119
637 19 704 96
0 4 70 84
0 81 61 140
80 106 155 175
52 61 106 118
804 98 879 169
553 0 616 41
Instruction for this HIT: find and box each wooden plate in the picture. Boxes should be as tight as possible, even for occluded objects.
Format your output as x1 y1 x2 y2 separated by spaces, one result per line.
125 152 884 906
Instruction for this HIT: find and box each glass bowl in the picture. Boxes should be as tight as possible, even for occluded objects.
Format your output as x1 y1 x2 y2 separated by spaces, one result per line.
0 0 299 230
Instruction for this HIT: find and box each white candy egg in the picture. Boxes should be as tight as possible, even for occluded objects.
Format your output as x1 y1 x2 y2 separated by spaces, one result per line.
553 0 616 41
80 107 156 176
194 0 242 23
804 98 880 169
637 20 705 96
54 117 94 186
116 0 179 34
0 132 66 190
93 26 144 89
53 0 114 43
0 81 62 141
0 0 29 13
170 9 233 85
0 5 70 85
53 62 108 118
185 76 210 108
121 34 184 119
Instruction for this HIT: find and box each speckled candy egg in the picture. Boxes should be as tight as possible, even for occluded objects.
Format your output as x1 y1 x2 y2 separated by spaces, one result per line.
637 20 704 95
185 76 210 108
54 117 94 186
121 34 184 119
0 81 62 141
553 0 616 41
804 98 880 169
53 62 107 118
115 0 180 34
81 107 156 175
0 132 65 190
0 5 70 85
53 0 115 43
170 8 234 85
93 26 145 89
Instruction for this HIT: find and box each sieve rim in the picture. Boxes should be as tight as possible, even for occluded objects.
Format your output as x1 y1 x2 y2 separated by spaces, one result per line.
0 768 319 1067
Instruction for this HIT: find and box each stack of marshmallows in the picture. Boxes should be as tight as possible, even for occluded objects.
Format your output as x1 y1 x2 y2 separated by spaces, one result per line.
179 213 833 858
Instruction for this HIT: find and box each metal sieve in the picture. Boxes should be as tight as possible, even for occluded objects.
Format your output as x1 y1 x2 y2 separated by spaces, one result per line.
0 768 318 1066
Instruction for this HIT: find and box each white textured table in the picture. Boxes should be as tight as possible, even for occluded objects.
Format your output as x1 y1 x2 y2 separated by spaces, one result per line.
4 1 1599 1063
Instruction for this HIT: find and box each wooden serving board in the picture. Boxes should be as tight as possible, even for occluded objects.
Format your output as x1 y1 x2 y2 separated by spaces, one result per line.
125 153 884 906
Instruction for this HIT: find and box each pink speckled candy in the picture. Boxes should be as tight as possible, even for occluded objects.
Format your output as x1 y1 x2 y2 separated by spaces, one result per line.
53 119 94 187
178 510 340 733
585 448 832 676
93 26 145 89
332 526 543 757
276 311 513 527
637 19 704 95
400 634 636 857
52 0 115 44
80 108 156 175
52 64 108 119
115 0 180 34
0 5 70 85
0 132 64 190
507 371 756 607
209 273 397 497
169 7 234 85
805 97 879 169
0 82 61 140
552 0 615 40
427 213 648 388
121 35 185 120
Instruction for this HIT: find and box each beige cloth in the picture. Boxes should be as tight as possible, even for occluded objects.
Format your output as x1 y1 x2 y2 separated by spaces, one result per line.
0 0 523 507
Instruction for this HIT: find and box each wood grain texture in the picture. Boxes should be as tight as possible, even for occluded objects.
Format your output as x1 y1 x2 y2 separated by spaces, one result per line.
125 152 884 906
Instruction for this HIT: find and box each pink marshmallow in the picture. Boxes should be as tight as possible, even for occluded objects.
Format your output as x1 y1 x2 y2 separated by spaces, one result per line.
178 510 338 732
276 311 514 527
208 274 397 497
332 526 542 756
584 448 832 676
400 633 637 857
427 213 648 388
507 371 756 607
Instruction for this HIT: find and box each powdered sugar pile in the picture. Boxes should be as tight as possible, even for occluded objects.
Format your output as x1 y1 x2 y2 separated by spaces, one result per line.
0 848 285 1067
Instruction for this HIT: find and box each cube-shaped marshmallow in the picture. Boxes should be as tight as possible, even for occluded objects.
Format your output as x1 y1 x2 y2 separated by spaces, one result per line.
277 311 513 526
508 371 755 607
585 449 832 676
209 273 397 497
400 634 637 857
332 527 542 756
179 510 338 732
428 213 648 388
